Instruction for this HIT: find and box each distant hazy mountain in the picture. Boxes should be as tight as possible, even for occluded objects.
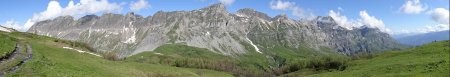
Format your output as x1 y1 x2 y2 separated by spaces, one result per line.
27 4 403 57
396 30 449 46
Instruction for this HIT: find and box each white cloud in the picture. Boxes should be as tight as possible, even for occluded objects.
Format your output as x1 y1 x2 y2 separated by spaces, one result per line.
429 8 449 24
400 0 427 14
359 11 385 29
337 7 344 11
328 10 391 33
269 0 313 19
394 24 449 35
328 10 360 29
270 0 295 10
359 10 391 33
22 0 123 32
64 0 122 16
219 0 235 5
1 20 23 31
292 7 303 17
130 0 150 11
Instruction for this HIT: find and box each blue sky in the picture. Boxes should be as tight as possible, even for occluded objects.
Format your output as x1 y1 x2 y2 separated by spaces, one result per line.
0 0 448 36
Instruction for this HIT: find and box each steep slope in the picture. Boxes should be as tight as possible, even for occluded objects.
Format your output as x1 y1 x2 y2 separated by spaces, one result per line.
1 32 233 77
297 40 449 77
27 3 403 57
27 13 150 57
396 30 449 46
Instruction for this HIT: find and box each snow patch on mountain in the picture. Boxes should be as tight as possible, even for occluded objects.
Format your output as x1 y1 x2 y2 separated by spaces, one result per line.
123 21 137 44
63 47 102 57
246 37 261 53
154 52 163 55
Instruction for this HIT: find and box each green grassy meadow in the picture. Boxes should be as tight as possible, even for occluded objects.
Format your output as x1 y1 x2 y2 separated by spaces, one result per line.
1 32 233 77
301 40 449 77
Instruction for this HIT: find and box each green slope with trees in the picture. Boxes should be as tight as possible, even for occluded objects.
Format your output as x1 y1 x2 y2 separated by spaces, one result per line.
300 40 449 77
3 31 446 77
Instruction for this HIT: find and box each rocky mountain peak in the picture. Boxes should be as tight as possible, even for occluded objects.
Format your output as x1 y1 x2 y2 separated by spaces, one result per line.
54 15 74 20
313 16 341 29
272 14 288 21
316 16 335 22
101 13 124 18
127 12 135 15
200 3 227 14
126 12 137 17
79 15 98 21
236 8 271 20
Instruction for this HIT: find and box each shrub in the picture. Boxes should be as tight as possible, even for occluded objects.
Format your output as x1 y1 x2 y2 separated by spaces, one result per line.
103 52 121 61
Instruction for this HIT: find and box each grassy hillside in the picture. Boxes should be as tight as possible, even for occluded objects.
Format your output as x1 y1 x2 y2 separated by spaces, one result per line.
127 42 350 77
291 40 450 77
126 44 266 77
0 32 28 73
1 32 233 77
0 33 16 58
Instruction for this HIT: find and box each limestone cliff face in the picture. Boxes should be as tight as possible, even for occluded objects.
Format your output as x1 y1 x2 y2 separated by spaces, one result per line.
27 4 403 57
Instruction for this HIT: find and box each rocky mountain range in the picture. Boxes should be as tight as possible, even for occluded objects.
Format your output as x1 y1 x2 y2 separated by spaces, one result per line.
27 4 403 57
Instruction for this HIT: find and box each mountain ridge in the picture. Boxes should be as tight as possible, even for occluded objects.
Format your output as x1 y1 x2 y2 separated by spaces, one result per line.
27 3 403 57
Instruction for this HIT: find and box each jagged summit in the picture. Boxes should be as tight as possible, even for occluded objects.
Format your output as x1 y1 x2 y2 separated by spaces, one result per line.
316 16 335 22
126 12 135 16
200 3 227 13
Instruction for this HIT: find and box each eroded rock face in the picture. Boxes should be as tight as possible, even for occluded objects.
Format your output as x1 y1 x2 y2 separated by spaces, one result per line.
27 3 403 57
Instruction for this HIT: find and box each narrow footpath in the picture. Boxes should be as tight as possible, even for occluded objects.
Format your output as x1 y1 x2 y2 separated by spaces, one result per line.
0 43 32 76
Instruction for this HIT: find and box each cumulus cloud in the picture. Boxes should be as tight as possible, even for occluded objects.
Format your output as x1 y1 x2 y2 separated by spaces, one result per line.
328 10 390 33
22 0 123 32
269 0 314 19
359 11 385 29
328 10 360 29
400 0 427 14
359 10 391 33
270 0 295 10
219 0 235 5
429 8 449 24
394 8 449 35
130 0 150 11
